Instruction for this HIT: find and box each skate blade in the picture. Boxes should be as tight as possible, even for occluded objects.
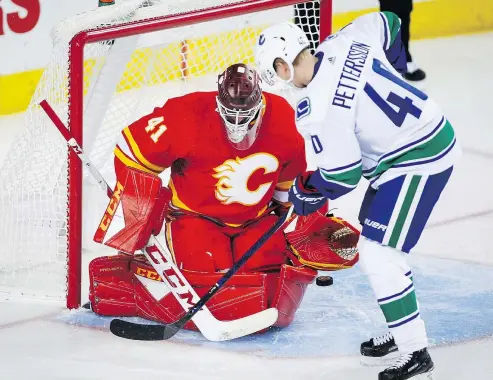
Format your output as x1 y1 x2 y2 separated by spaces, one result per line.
359 351 400 367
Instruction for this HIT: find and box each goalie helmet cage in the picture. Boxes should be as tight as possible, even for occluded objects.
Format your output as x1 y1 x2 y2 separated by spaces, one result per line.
0 0 332 309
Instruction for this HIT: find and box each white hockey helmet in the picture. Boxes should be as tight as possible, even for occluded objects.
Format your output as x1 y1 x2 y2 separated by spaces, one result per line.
255 22 310 86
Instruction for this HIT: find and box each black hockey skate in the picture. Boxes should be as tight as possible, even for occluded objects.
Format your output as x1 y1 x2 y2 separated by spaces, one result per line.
403 60 426 82
403 68 426 82
379 348 434 380
402 60 426 82
360 332 399 366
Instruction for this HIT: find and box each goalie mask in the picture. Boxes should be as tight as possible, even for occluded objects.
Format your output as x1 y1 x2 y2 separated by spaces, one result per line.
216 63 264 150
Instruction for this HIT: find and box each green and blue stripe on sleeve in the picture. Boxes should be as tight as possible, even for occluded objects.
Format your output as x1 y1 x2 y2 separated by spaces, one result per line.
308 160 362 200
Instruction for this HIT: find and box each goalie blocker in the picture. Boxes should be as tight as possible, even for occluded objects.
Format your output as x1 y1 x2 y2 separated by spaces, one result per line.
89 167 360 331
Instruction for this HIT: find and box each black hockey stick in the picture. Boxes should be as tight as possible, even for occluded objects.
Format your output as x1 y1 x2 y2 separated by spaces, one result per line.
109 207 294 341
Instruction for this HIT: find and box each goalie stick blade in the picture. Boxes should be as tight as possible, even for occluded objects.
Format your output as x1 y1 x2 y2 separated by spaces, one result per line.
110 319 169 341
200 307 279 342
161 307 279 342
110 307 279 342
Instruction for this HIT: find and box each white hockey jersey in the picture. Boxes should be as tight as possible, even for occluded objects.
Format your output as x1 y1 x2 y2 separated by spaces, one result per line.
295 12 461 198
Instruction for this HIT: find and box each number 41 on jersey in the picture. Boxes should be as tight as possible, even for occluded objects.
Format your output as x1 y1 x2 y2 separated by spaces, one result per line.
145 117 167 143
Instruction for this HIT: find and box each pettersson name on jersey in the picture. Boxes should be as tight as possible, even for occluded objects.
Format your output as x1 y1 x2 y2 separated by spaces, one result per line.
332 41 370 110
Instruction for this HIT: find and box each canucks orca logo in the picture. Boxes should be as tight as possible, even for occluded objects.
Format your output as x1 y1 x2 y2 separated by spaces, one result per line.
258 34 265 45
296 97 311 121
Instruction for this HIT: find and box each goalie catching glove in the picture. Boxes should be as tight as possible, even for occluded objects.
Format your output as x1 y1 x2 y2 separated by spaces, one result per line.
286 206 360 271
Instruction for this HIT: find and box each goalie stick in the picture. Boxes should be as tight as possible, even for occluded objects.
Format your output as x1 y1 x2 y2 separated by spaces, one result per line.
40 99 283 341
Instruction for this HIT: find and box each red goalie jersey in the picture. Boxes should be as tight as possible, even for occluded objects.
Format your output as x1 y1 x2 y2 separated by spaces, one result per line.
113 91 305 225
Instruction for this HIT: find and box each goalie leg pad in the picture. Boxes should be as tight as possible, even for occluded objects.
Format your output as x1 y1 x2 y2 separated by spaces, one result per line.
272 264 317 327
89 255 273 331
132 262 317 330
89 259 317 331
131 259 271 331
89 254 137 316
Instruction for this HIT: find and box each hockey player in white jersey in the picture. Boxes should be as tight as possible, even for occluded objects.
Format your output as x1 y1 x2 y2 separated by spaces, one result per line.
256 12 461 380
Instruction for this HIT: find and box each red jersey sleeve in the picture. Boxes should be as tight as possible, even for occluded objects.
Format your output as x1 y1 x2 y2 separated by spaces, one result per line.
114 96 194 176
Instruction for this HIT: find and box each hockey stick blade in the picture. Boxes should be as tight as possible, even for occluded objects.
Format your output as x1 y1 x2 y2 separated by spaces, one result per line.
110 319 170 341
110 307 279 341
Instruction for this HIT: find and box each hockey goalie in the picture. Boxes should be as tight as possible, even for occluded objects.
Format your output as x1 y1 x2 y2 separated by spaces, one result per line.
88 63 360 333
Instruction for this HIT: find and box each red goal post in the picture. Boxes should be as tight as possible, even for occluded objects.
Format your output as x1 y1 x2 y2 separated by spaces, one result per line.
0 0 332 309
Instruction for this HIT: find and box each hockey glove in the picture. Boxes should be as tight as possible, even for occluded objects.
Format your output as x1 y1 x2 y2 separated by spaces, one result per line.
288 172 327 216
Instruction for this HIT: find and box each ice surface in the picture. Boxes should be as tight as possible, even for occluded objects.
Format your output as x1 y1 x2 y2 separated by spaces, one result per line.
0 32 492 379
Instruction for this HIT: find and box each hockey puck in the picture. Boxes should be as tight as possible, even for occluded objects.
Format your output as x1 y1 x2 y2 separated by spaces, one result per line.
316 275 333 286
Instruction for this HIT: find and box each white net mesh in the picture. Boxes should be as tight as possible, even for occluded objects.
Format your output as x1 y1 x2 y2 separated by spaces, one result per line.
0 0 324 303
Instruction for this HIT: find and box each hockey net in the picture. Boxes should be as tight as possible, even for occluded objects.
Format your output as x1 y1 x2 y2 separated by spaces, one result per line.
0 0 331 308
